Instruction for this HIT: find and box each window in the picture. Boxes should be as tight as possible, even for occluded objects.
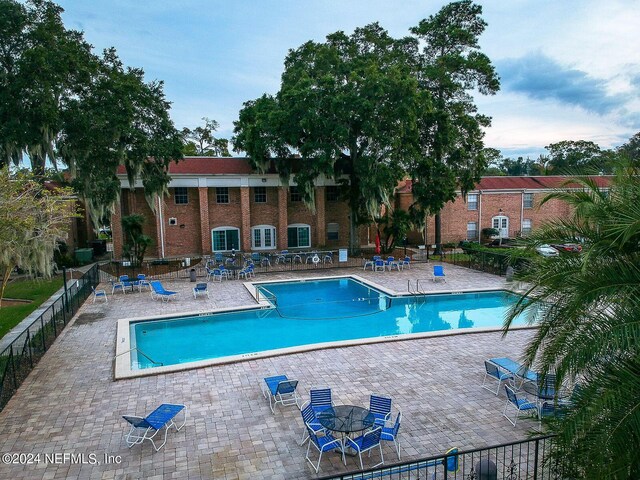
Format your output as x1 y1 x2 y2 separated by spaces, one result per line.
467 193 478 211
523 193 534 209
467 222 478 240
522 219 532 236
290 186 302 202
251 225 276 250
216 187 229 204
174 187 188 205
326 186 339 202
327 222 339 241
254 186 267 203
211 227 239 251
287 224 311 248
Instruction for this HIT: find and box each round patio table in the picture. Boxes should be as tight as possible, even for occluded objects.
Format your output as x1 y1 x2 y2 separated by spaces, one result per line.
223 265 243 279
316 405 375 436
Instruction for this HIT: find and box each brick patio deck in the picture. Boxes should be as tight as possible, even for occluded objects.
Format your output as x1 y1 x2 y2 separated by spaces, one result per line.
0 263 539 480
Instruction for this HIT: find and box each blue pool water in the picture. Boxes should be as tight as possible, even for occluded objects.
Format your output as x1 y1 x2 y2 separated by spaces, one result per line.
130 278 525 369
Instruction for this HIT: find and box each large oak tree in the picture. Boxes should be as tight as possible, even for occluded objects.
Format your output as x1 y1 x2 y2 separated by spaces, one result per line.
409 0 500 252
233 23 429 250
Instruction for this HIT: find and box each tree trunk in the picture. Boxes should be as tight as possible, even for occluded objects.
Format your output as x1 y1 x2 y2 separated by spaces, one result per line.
349 207 358 253
0 267 12 309
434 212 442 255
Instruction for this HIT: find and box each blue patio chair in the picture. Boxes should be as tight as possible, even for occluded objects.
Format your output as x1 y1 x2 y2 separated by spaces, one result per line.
400 256 411 269
380 410 402 459
260 255 271 267
370 394 392 426
238 264 255 279
218 265 232 280
299 401 326 445
504 385 538 426
323 252 333 264
207 267 224 282
150 280 178 303
214 252 224 263
192 283 209 299
305 423 344 473
261 375 301 413
344 426 384 470
482 360 514 395
91 286 108 303
120 274 136 290
276 250 289 264
363 258 375 270
137 274 151 292
433 265 446 282
310 388 333 415
122 403 187 451
111 276 127 294
374 259 386 272
385 256 400 271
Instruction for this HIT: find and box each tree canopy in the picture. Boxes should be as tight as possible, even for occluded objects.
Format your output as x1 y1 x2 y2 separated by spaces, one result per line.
182 118 230 156
233 23 428 249
0 0 183 227
0 167 77 307
408 0 499 249
504 167 640 477
234 1 499 250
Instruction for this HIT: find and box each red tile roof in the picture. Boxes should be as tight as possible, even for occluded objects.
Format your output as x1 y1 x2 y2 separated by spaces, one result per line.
117 158 613 192
397 175 612 193
116 157 254 175
476 176 611 190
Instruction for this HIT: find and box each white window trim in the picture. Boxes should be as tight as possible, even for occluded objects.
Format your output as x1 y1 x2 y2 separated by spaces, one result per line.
254 186 267 203
287 223 311 248
467 193 478 211
211 226 240 252
251 224 276 250
523 192 534 209
466 221 478 240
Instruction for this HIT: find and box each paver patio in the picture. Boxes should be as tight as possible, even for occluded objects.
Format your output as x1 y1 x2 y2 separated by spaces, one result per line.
0 262 539 480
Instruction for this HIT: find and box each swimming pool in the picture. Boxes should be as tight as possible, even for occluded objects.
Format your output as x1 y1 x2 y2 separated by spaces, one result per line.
127 277 527 371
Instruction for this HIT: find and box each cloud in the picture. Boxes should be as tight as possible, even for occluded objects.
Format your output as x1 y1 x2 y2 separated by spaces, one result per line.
496 52 634 116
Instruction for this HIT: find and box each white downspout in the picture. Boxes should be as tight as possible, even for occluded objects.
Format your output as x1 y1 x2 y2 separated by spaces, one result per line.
520 191 525 236
478 191 482 241
157 196 165 258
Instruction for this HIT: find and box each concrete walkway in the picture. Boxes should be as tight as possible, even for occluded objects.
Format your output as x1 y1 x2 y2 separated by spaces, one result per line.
0 263 540 480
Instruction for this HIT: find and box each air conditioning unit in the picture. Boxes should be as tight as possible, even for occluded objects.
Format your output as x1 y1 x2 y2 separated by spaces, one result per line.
168 217 177 226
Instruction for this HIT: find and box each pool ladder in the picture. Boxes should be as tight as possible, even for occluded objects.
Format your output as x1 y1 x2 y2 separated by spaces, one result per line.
408 279 427 304
114 347 164 367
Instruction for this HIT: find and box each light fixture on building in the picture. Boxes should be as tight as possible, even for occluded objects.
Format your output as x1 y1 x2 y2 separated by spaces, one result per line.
261 178 267 183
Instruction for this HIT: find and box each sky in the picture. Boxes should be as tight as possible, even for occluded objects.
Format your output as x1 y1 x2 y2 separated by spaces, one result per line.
56 0 640 159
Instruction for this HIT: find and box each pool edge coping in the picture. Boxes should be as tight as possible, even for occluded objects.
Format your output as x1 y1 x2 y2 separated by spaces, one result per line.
114 275 526 380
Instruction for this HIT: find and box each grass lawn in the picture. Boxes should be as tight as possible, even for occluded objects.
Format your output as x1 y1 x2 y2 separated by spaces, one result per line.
0 277 64 340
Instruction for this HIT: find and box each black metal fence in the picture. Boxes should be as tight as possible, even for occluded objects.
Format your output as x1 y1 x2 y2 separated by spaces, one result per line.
98 247 431 282
320 435 559 480
440 249 532 277
0 264 99 412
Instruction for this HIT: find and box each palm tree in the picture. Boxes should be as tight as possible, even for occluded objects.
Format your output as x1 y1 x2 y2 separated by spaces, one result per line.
504 168 640 479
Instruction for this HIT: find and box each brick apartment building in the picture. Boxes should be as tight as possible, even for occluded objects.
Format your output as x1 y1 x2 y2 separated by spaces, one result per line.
398 175 611 246
112 157 354 259
111 157 610 259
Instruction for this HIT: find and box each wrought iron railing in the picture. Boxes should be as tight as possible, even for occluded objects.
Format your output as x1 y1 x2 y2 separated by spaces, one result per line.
319 435 559 480
441 248 532 277
98 247 430 282
0 264 99 412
